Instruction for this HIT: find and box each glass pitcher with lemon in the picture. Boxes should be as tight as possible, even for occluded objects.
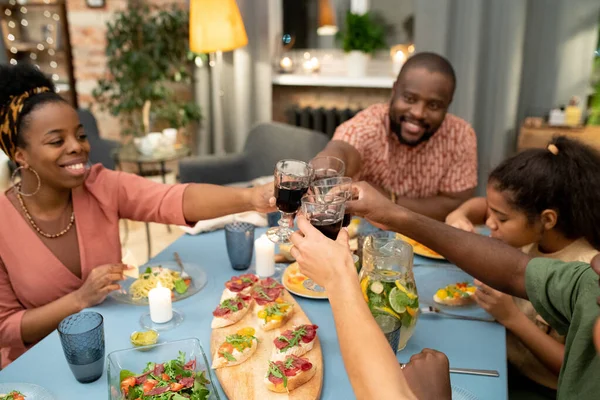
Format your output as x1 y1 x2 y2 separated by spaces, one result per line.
359 235 419 351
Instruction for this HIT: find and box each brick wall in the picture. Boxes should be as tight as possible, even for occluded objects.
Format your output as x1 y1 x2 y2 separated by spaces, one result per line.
65 0 190 141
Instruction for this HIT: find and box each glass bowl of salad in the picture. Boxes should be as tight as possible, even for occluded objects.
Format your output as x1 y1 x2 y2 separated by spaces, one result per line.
107 338 220 400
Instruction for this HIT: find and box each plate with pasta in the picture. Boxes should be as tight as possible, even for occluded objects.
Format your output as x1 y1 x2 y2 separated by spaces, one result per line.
109 261 208 305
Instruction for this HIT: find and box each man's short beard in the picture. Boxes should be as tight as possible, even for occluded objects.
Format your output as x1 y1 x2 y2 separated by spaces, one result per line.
389 116 437 147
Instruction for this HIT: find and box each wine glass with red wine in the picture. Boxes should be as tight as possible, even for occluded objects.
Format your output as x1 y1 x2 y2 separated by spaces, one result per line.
266 160 314 243
309 156 345 180
301 194 346 240
311 176 353 227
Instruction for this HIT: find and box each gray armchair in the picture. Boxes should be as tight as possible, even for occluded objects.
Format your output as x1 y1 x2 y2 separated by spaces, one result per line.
78 109 120 170
179 122 330 185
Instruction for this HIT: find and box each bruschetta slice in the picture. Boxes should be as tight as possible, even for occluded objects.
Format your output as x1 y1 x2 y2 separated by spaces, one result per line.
220 274 259 301
271 324 318 361
212 327 259 369
252 277 285 314
433 282 477 306
257 298 294 331
211 294 252 328
265 355 316 393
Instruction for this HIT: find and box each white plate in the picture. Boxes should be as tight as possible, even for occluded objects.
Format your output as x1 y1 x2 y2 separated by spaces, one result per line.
0 383 55 399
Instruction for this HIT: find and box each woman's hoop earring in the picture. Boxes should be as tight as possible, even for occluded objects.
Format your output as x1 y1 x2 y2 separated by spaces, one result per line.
11 166 41 197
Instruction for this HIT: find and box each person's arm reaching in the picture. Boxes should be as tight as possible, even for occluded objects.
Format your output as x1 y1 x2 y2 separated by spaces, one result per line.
395 188 475 221
445 197 488 232
181 183 274 222
347 182 531 298
289 217 452 400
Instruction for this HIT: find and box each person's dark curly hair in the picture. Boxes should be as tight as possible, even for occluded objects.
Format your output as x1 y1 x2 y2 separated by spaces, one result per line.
0 64 66 149
489 136 600 250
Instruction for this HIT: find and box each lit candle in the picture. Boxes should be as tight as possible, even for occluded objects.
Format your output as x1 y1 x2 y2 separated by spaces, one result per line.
279 56 293 72
255 234 275 277
392 50 406 76
148 282 173 323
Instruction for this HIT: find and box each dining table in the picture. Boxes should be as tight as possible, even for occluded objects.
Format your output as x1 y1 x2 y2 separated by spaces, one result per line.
0 227 507 399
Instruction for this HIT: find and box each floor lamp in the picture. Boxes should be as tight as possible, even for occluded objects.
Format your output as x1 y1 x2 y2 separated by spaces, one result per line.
189 0 248 155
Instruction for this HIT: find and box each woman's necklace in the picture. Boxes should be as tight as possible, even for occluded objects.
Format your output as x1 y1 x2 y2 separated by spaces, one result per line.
16 184 75 239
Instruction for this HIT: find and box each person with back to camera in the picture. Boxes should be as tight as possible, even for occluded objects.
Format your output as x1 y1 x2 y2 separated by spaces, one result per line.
0 64 275 367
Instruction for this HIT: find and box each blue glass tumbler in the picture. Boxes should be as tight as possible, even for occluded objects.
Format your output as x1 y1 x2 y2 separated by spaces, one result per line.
225 222 255 271
58 311 105 383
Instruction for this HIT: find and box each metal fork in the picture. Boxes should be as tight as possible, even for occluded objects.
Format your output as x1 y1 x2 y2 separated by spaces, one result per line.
173 252 189 278
420 306 496 323
400 363 499 377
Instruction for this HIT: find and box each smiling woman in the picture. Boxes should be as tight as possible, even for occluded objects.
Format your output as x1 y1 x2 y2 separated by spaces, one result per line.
0 64 276 369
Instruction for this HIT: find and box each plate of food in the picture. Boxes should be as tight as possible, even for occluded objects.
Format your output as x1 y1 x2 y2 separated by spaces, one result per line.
434 282 477 306
110 261 208 305
396 233 445 260
107 338 219 400
282 263 328 300
0 383 55 400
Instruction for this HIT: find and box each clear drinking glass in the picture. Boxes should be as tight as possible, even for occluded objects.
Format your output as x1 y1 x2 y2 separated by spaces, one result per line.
311 176 353 226
309 156 345 180
359 236 419 351
225 222 255 270
301 194 346 240
266 159 313 243
58 311 105 383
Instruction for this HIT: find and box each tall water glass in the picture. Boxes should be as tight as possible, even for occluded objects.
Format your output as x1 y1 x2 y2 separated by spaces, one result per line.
58 311 105 383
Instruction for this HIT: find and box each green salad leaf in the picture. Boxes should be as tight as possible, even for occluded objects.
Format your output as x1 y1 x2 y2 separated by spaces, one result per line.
221 350 237 362
119 369 136 382
268 361 288 388
174 278 188 294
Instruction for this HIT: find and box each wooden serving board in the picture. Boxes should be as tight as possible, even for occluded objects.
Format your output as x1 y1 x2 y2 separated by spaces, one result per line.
210 290 323 400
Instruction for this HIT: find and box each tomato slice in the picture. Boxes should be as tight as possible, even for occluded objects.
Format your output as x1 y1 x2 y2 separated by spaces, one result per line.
143 379 158 394
120 377 136 395
170 382 184 392
184 278 191 287
161 373 171 381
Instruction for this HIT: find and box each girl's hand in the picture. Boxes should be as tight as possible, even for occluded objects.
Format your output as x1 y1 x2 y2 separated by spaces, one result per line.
74 264 127 309
473 279 520 326
445 210 475 233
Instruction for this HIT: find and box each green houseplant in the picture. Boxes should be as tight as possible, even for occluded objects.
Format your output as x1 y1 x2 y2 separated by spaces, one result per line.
337 11 387 77
92 3 201 138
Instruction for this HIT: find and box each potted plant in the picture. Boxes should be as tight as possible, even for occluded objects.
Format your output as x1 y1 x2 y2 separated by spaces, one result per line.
338 11 387 77
92 2 201 142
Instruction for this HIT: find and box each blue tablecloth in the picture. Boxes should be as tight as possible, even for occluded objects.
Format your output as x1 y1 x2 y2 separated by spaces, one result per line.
0 229 507 399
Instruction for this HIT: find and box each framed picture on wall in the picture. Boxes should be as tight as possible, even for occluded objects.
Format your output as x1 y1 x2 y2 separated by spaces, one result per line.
86 0 106 8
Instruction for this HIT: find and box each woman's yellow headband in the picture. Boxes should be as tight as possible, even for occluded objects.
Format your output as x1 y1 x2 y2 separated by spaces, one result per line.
0 86 51 161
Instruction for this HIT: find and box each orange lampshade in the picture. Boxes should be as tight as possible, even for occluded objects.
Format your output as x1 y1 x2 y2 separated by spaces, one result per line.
189 0 248 53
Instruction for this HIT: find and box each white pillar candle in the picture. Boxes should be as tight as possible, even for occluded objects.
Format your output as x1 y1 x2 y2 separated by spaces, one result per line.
148 282 173 323
255 234 275 277
392 50 406 76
